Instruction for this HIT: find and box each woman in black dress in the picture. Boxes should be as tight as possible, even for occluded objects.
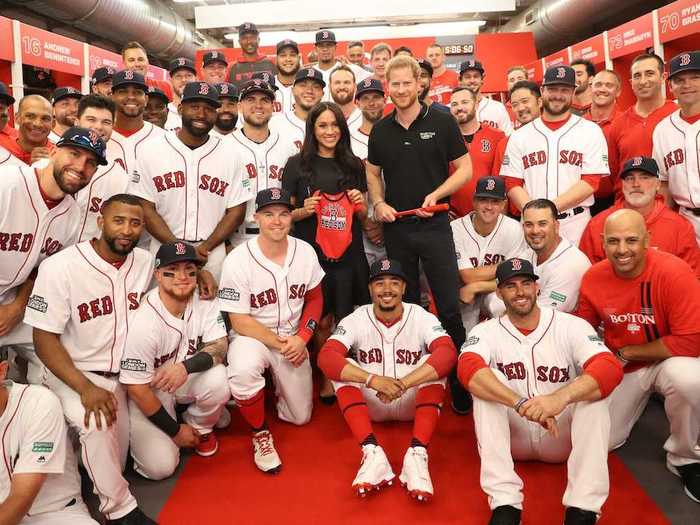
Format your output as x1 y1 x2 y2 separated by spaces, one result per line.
282 101 370 402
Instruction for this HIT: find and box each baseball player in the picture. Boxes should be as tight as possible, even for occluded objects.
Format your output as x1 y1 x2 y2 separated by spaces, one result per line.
329 66 362 131
24 193 155 524
279 68 326 150
228 23 276 90
228 80 297 249
48 87 82 144
417 60 450 113
0 127 106 351
275 39 302 116
369 43 392 86
109 70 164 176
90 66 114 97
0 144 21 167
576 209 700 503
201 51 228 86
585 69 622 133
580 157 700 275
459 258 623 525
459 60 513 135
451 176 525 335
0 95 54 167
426 44 459 106
312 30 371 101
570 59 595 116
0 82 15 138
0 349 98 525
350 78 387 265
211 82 238 138
218 188 324 474
318 258 456 500
121 41 173 101
120 242 230 480
74 95 129 243
244 72 287 134
143 87 170 130
607 53 677 198
501 66 609 246
166 57 197 132
128 81 251 281
449 87 506 217
653 51 700 245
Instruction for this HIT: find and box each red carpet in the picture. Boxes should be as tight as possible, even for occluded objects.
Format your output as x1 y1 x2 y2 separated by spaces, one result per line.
159 400 670 525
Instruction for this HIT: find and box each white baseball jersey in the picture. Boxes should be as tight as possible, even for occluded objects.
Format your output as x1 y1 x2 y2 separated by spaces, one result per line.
523 238 590 312
500 116 609 209
478 97 514 136
0 383 81 515
275 75 295 116
0 144 23 167
277 112 306 151
47 130 61 144
109 122 164 176
462 307 609 397
315 62 371 101
329 303 448 377
218 236 324 336
652 109 700 242
120 288 226 384
451 213 526 271
229 127 297 241
23 241 153 373
165 102 181 132
128 132 251 245
346 107 362 133
209 128 234 140
74 160 129 242
0 166 80 305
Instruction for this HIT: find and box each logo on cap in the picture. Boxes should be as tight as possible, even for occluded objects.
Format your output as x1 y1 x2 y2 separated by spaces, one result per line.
307 69 314 78
322 31 329 39
259 73 270 82
107 67 114 74
556 67 566 79
199 83 209 95
175 242 186 255
178 58 186 66
88 129 100 146
486 178 496 191
220 84 229 94
67 87 78 94
270 188 281 200
511 259 522 271
680 53 691 66
380 259 391 271
212 51 219 59
632 156 643 167
124 70 134 80
363 79 372 87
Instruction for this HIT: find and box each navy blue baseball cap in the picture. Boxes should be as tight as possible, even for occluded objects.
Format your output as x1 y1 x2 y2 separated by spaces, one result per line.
355 77 384 99
169 57 196 75
56 126 108 166
474 176 506 200
251 71 278 91
112 70 148 91
90 66 115 86
202 50 228 68
669 51 700 79
496 258 539 286
460 59 485 75
239 79 276 101
147 86 170 104
418 59 434 77
255 188 293 211
0 81 15 105
542 65 576 87
215 82 239 100
620 156 659 179
238 22 259 36
52 86 82 104
294 67 326 88
155 241 199 269
181 81 221 107
277 39 299 55
369 258 407 282
315 30 336 44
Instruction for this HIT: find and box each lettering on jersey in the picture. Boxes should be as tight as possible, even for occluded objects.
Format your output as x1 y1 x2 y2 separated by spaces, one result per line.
481 120 498 129
396 349 422 365
536 365 571 383
250 288 278 308
218 287 241 302
0 232 34 252
358 347 383 364
496 361 526 380
27 294 48 313
77 296 114 323
127 293 140 310
199 175 230 196
289 284 306 299
269 165 283 180
663 148 684 171
245 163 258 179
89 197 104 213
558 150 583 168
273 101 282 112
522 151 547 169
469 254 505 267
114 158 126 172
121 358 147 372
319 201 347 231
294 140 302 151
40 237 62 256
31 441 53 453
154 348 178 369
608 312 656 334
153 171 185 192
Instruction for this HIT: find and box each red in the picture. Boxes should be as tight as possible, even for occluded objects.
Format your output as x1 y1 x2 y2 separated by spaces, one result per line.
429 69 458 106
